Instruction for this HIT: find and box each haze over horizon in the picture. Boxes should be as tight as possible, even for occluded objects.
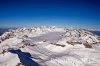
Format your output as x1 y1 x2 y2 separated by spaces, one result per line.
0 0 100 29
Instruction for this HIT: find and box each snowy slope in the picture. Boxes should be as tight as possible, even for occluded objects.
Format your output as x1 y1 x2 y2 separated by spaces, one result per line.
0 26 100 66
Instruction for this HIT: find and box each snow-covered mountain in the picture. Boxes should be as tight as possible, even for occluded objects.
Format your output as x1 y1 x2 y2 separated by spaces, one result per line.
0 26 100 66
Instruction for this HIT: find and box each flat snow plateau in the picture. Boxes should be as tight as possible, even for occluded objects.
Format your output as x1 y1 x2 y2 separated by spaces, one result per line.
0 26 100 66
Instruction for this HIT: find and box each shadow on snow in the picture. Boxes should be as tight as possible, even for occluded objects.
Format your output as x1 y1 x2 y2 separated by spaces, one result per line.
9 49 40 66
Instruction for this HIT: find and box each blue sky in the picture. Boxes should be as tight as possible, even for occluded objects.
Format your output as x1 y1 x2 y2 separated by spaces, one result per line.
0 0 100 29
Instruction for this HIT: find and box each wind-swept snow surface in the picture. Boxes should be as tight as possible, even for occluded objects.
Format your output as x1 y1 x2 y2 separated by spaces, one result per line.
0 26 100 66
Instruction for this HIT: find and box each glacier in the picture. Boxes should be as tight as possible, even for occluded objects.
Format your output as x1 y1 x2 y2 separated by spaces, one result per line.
0 26 100 66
